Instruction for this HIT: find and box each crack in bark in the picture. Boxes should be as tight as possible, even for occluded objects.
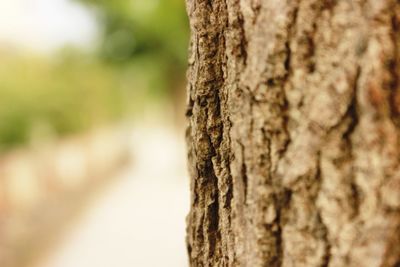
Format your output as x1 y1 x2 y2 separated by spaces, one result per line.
274 187 292 267
389 8 400 128
238 141 248 204
315 153 332 267
343 96 361 219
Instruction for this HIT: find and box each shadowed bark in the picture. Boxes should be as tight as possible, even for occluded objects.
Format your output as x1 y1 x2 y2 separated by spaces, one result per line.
185 1 400 266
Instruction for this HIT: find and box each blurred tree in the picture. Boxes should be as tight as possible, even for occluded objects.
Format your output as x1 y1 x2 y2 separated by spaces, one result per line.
77 0 187 62
76 0 190 123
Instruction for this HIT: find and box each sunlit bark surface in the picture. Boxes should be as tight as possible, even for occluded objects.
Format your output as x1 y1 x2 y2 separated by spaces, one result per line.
185 1 400 266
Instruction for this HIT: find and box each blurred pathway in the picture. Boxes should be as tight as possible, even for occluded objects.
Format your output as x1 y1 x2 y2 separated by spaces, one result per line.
36 124 190 267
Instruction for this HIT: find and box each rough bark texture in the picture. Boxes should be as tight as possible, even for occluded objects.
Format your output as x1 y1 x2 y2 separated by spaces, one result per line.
185 1 400 266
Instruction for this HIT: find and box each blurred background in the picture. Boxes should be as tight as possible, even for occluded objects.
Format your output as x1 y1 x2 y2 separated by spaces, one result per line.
0 0 190 266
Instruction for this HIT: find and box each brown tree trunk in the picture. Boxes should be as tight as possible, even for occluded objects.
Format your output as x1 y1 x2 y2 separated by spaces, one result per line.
185 0 400 266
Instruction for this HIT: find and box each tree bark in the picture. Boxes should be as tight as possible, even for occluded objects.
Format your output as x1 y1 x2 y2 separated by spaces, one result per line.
185 1 400 266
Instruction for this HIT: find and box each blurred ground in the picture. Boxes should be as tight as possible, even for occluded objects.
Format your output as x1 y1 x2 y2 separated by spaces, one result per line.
35 122 190 267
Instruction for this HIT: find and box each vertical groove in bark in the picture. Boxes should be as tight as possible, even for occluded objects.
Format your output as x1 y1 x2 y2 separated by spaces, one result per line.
186 0 400 266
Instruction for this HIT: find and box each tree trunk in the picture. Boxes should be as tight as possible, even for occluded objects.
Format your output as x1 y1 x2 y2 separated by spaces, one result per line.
185 0 400 266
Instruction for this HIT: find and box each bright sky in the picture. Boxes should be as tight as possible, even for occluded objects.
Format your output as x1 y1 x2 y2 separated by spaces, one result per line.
0 0 99 53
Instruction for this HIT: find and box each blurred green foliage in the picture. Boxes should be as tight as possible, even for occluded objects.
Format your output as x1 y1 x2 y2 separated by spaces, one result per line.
0 0 189 151
76 0 189 96
78 0 188 64
0 50 125 150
